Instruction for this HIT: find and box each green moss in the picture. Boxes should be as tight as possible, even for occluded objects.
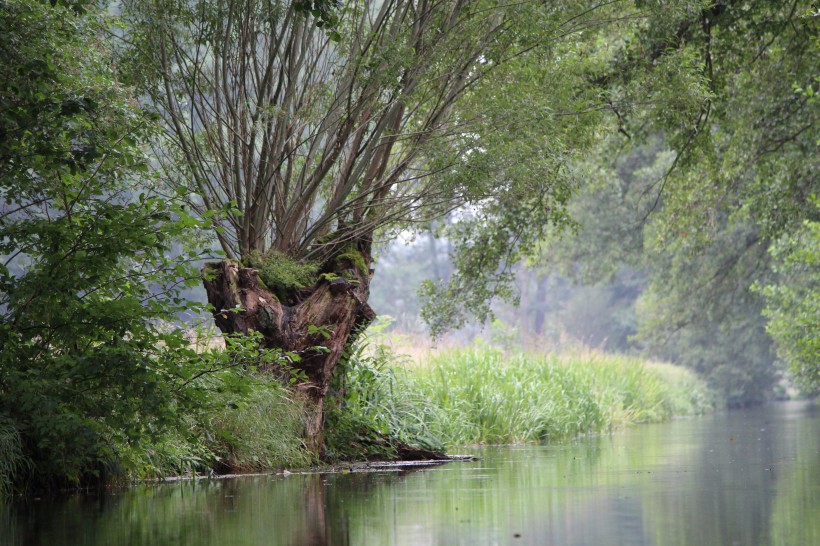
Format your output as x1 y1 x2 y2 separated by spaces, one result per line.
335 244 368 275
201 262 221 282
256 276 270 292
246 251 319 301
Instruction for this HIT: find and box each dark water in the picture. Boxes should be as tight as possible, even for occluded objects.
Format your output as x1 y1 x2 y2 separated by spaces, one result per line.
3 401 818 545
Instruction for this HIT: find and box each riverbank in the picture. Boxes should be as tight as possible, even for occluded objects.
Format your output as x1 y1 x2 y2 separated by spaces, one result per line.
135 343 714 481
0 341 714 494
5 402 814 546
202 341 714 467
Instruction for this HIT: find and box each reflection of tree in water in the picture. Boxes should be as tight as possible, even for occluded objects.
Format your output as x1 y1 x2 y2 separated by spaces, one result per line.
277 475 327 546
331 469 435 546
549 405 811 546
671 407 785 544
293 468 430 546
769 404 820 545
635 403 815 546
0 465 430 546
2 408 817 546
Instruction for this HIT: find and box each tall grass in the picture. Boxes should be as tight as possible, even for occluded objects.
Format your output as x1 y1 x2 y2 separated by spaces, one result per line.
207 380 317 471
0 416 28 495
324 343 447 460
336 344 714 451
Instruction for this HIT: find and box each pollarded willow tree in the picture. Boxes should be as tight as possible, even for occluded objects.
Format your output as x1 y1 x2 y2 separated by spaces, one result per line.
119 0 672 450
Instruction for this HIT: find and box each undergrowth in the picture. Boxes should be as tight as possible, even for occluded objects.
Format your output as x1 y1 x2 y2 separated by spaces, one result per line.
324 342 444 460
208 379 316 471
2 328 712 494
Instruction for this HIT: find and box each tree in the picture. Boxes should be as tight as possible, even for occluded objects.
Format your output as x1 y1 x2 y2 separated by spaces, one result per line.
0 0 208 491
632 1 818 404
562 0 819 405
757 197 820 396
593 0 818 243
119 0 648 450
528 134 781 406
635 214 778 406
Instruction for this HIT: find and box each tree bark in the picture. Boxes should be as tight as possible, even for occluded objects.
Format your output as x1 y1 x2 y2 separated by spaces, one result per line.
201 238 376 455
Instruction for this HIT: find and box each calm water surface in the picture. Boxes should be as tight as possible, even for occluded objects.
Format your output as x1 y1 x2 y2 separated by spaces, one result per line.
3 401 817 545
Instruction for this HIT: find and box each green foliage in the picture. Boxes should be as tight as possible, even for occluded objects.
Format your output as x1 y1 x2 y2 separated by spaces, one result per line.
124 330 319 478
530 130 789 407
601 2 817 401
604 1 818 229
635 214 778 407
415 0 725 335
757 198 820 395
246 251 319 301
530 1 818 406
0 0 220 492
416 16 607 334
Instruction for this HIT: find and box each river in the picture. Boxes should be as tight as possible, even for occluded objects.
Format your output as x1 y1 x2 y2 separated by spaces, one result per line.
2 401 817 545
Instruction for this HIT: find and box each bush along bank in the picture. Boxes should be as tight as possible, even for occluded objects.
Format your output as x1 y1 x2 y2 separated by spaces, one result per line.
0 332 317 496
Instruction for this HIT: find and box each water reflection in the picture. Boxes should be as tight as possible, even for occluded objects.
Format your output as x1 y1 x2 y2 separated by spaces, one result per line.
2 402 817 546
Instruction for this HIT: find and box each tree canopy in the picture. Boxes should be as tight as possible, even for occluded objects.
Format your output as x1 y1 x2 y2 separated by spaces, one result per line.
119 0 662 279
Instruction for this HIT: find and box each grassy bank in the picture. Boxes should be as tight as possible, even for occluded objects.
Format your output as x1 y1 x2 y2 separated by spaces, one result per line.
325 344 714 456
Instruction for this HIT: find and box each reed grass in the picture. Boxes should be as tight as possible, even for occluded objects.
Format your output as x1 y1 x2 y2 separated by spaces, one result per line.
362 345 714 449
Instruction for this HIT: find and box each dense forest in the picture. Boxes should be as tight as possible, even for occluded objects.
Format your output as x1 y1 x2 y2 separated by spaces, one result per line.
1 0 816 494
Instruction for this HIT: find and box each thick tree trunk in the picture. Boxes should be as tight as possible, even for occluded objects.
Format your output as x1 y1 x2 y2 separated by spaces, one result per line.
201 239 376 455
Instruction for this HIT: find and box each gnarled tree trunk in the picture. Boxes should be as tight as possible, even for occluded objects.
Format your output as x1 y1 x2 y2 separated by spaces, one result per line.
201 239 376 454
